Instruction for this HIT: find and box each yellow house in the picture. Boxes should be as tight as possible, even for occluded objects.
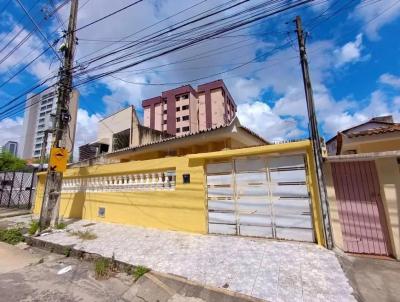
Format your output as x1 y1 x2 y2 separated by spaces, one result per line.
34 121 326 246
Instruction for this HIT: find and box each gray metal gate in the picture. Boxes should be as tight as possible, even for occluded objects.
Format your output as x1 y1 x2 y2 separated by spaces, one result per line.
206 155 314 242
0 171 36 209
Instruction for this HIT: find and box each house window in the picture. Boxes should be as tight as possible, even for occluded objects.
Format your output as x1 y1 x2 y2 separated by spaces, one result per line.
176 107 180 111
176 117 180 122
112 129 130 151
182 94 189 100
163 120 167 124
176 128 181 133
182 105 189 110
163 110 167 114
182 115 189 121
182 126 190 132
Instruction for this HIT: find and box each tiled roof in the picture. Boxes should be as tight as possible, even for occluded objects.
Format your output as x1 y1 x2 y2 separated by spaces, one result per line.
346 124 400 138
109 117 268 155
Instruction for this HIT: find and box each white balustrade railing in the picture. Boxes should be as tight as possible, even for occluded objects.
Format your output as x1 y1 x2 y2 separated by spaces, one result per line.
61 171 176 193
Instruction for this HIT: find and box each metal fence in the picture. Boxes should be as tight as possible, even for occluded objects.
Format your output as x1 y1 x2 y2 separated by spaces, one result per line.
0 171 36 209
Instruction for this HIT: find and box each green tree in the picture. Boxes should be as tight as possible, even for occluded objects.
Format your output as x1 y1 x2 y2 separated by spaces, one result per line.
0 151 26 171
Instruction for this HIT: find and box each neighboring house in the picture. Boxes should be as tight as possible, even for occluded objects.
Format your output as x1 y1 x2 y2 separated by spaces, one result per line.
75 116 268 166
21 87 79 160
2 141 18 156
78 106 172 162
142 79 236 136
107 116 268 162
326 116 400 155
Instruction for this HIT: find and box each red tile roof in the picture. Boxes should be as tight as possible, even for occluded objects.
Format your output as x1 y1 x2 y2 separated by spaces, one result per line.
346 124 400 138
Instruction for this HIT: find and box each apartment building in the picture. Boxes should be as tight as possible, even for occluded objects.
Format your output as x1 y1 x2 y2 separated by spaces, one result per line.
21 88 79 160
2 141 18 156
142 80 236 136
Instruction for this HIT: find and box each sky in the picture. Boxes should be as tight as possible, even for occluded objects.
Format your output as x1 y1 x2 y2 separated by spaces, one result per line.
0 0 399 159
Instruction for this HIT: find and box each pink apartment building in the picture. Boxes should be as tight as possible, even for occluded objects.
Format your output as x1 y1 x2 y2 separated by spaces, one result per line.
142 80 237 136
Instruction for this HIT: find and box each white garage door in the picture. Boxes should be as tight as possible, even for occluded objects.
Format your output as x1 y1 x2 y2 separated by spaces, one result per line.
206 155 314 242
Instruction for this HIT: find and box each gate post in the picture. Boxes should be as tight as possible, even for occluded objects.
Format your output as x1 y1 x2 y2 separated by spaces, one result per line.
28 171 36 209
7 172 16 207
17 172 24 208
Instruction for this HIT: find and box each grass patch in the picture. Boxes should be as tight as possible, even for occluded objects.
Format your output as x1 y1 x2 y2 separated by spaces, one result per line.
28 220 39 235
132 266 150 281
0 228 24 245
55 221 67 229
70 230 97 240
94 258 113 279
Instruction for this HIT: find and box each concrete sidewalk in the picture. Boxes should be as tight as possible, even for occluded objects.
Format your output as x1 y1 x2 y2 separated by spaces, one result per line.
31 220 355 302
0 241 262 302
337 252 400 302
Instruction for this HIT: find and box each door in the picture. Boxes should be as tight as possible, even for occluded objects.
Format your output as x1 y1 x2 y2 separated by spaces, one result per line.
206 155 314 242
331 161 391 256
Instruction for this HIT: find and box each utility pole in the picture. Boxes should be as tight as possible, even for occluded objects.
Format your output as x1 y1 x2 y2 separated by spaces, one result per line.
39 130 49 171
39 0 79 230
294 16 333 249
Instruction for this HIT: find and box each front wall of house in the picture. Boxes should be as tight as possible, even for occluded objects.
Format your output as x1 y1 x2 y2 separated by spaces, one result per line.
357 138 400 153
325 158 400 259
33 141 325 245
34 157 207 233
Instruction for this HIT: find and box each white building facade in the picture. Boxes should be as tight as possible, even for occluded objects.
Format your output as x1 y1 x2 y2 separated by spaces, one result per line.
21 88 79 160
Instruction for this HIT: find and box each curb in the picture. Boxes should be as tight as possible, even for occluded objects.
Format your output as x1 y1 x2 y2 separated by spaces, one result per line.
25 235 265 302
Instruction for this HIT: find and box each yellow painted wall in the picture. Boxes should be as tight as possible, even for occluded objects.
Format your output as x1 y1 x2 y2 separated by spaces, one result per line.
323 163 344 250
358 138 400 153
375 158 400 259
34 156 207 233
33 140 325 245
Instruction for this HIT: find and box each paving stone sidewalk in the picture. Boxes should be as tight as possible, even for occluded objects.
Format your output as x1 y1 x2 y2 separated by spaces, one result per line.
36 220 355 302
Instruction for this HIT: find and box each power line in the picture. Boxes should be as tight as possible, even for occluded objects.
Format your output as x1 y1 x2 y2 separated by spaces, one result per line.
15 0 63 64
0 46 52 89
0 0 312 120
74 0 144 32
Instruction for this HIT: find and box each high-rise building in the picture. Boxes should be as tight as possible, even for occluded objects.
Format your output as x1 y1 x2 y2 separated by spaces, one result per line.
2 141 18 156
142 80 236 136
21 88 79 160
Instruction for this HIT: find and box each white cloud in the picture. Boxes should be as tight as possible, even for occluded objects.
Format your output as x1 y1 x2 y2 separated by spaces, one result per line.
73 109 102 160
237 101 304 142
379 73 400 89
353 0 400 40
334 34 364 67
0 117 24 154
0 16 58 83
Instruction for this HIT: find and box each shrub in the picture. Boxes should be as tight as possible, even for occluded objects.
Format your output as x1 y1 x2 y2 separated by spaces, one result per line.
55 221 67 229
132 266 150 281
0 228 24 245
94 258 111 279
28 220 40 235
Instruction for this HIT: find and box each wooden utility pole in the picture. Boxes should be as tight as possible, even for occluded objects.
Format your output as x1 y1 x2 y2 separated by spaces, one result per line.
39 0 79 230
39 130 49 171
294 16 333 249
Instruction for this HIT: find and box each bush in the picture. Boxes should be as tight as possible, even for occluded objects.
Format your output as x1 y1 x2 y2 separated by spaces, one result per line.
94 258 111 279
28 220 40 235
0 228 24 245
55 221 67 229
132 266 150 281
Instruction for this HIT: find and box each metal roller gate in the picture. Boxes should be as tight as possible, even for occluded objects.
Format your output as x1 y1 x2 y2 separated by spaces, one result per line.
206 155 314 242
